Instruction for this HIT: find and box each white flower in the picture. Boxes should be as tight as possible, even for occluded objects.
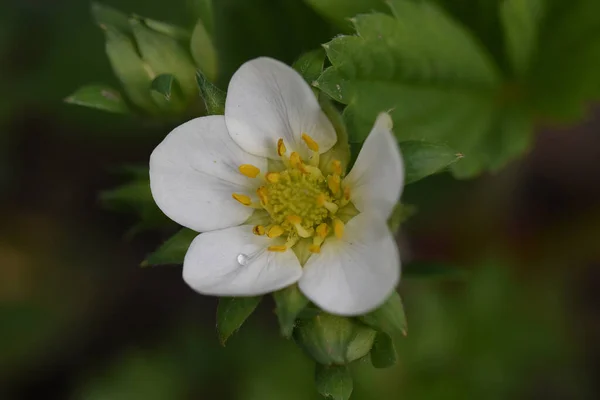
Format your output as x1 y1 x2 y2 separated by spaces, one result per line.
150 57 404 316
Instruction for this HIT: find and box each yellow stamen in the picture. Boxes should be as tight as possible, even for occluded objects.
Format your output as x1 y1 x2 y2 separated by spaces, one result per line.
290 152 302 170
253 225 266 235
343 186 351 201
301 133 319 152
316 223 329 239
287 215 313 238
327 175 341 195
239 164 260 178
265 172 280 183
232 193 252 206
277 138 287 156
267 225 284 238
309 244 321 254
268 245 288 252
304 165 323 178
333 219 345 239
256 186 268 205
331 160 342 176
316 193 338 214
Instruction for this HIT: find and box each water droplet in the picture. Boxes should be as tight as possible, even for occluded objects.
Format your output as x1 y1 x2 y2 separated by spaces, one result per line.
237 253 249 265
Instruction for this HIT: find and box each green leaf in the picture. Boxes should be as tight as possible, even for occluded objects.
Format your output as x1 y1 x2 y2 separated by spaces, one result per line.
196 70 226 115
130 18 197 100
216 296 262 345
64 85 129 114
315 1 537 178
142 229 198 267
501 0 545 77
91 2 131 33
304 0 389 32
103 26 158 113
387 203 417 233
294 314 376 365
315 364 353 400
141 17 192 42
293 48 326 84
401 141 462 184
273 284 310 338
370 332 397 368
190 18 218 82
359 291 406 337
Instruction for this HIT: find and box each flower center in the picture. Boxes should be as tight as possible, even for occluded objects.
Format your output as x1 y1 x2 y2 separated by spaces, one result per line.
232 134 350 254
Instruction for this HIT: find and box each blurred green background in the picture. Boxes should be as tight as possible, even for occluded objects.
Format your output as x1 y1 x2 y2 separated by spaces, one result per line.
1 0 599 399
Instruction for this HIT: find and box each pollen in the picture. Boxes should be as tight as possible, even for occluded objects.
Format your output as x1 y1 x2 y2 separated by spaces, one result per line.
235 136 355 257
239 164 260 178
232 193 252 206
301 133 319 152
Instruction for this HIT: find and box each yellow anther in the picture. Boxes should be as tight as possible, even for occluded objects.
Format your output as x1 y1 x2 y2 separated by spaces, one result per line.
309 244 321 254
327 175 341 195
331 160 342 176
287 215 302 225
232 193 252 206
253 225 266 235
239 164 260 178
267 225 285 238
265 172 280 183
316 193 326 206
256 186 268 205
290 152 302 169
333 219 345 239
316 193 339 214
343 186 351 201
316 223 329 238
268 245 288 252
304 165 323 178
277 138 287 156
301 133 319 152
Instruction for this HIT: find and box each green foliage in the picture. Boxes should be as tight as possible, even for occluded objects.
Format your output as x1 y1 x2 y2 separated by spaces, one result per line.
359 292 407 337
190 18 218 82
142 228 197 267
64 85 129 114
293 48 326 84
273 284 310 338
401 141 462 184
216 296 262 345
369 332 397 368
294 313 376 365
403 261 468 279
315 364 353 400
196 71 226 115
305 0 389 32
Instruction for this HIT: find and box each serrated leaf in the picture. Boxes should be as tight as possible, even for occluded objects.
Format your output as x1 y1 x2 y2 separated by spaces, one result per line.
293 48 326 84
142 229 197 267
190 18 218 82
305 0 389 32
370 332 397 368
387 203 416 233
91 2 131 33
64 85 129 114
273 284 309 338
401 141 462 184
130 18 197 100
314 364 353 400
359 291 406 337
103 26 158 113
196 70 226 115
216 296 262 345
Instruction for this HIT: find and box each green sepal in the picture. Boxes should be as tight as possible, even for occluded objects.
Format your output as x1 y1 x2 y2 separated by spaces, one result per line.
190 18 218 82
370 332 397 369
273 284 309 338
318 97 351 175
401 141 462 185
294 313 376 365
359 291 407 337
64 85 129 114
150 74 186 112
196 70 226 115
141 228 198 267
216 296 262 346
139 16 192 42
314 364 353 400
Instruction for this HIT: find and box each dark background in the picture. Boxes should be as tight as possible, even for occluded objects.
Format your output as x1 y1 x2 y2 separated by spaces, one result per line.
1 0 599 399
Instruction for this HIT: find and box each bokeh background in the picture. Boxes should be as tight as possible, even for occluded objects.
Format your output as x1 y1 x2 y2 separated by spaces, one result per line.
1 0 599 399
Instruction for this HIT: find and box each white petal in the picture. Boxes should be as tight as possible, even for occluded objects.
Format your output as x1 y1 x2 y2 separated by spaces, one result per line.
225 57 336 159
183 225 303 296
150 116 267 232
343 113 404 220
298 213 400 316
